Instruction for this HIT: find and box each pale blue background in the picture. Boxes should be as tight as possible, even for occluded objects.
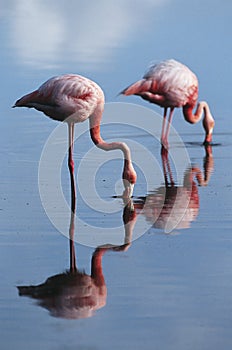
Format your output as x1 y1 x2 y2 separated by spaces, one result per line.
1 1 232 349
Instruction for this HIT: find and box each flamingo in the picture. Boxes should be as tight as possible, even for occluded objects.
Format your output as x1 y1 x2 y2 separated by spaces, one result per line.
121 59 215 146
13 74 137 204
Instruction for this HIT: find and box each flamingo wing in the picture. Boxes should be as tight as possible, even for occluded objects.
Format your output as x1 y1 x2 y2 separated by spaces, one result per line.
143 59 199 107
14 74 104 122
121 59 198 108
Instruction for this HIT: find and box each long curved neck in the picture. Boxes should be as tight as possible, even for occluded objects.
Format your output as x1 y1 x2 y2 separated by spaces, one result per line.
89 115 137 197
91 248 106 287
182 144 214 187
183 101 215 143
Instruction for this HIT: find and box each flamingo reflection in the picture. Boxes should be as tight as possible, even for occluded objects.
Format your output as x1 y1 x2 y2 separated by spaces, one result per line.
134 145 214 232
17 197 135 319
17 154 136 319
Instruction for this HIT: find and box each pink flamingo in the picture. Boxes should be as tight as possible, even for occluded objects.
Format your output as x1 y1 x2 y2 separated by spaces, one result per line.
121 59 215 146
13 74 137 203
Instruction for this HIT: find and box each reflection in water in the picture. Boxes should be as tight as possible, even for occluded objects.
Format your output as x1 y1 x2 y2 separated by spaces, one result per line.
18 248 107 319
17 199 136 319
134 145 214 232
17 145 213 318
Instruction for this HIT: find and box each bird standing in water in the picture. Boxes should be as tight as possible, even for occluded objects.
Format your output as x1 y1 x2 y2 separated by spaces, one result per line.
13 74 137 206
121 59 215 147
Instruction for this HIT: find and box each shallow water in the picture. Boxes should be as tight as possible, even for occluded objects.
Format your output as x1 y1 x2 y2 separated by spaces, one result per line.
1 1 232 349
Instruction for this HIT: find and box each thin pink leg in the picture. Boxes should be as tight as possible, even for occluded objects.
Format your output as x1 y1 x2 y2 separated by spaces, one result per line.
161 148 174 186
164 107 174 142
68 122 76 213
69 211 77 272
166 153 175 185
161 147 169 185
68 122 77 272
161 107 167 145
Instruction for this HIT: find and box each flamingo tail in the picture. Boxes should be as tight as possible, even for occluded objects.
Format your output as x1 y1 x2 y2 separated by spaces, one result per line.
12 90 39 108
120 79 152 96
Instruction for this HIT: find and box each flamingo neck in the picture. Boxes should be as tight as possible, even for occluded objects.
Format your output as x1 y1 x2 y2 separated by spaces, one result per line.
89 124 137 196
183 101 215 143
183 101 204 123
91 249 106 287
123 199 136 246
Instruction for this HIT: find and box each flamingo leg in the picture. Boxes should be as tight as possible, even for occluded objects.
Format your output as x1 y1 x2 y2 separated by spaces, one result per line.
164 107 174 142
161 148 169 186
69 211 77 272
161 107 168 145
68 122 76 214
161 148 175 186
68 122 77 272
166 153 175 186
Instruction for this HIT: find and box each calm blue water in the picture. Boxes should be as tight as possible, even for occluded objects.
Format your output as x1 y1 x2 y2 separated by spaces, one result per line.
1 1 232 349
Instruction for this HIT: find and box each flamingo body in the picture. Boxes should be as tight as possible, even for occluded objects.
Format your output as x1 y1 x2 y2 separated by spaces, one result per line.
121 59 214 145
14 74 105 123
14 74 136 198
143 59 198 108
